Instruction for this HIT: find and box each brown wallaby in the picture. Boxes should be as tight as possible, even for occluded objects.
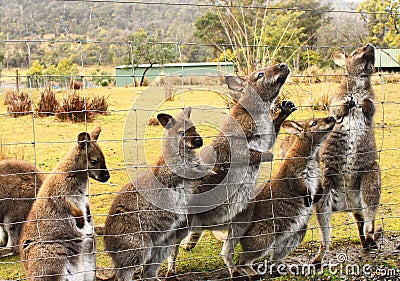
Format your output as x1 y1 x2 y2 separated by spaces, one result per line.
20 127 110 281
104 108 211 281
177 101 296 251
166 65 295 278
224 116 336 280
0 159 45 256
312 43 381 266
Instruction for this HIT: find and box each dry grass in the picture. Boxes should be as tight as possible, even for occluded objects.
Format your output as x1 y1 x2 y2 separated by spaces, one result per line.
4 91 32 117
35 88 60 117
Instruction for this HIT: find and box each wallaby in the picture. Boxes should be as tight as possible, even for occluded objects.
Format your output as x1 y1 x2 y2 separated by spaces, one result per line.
312 43 381 265
166 64 295 278
0 159 45 256
104 108 212 281
225 116 336 280
20 127 110 281
178 101 296 251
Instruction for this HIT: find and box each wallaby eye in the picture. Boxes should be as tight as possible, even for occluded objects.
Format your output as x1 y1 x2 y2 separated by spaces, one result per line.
311 121 318 127
257 72 264 78
90 159 98 165
179 131 185 136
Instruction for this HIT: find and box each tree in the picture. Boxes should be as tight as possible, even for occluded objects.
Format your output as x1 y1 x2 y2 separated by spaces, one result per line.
358 0 400 47
194 1 312 73
129 28 178 86
27 60 45 89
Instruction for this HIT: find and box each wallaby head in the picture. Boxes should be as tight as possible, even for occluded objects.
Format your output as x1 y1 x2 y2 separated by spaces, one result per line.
157 107 203 150
282 116 336 145
77 126 110 183
225 63 290 104
332 43 375 76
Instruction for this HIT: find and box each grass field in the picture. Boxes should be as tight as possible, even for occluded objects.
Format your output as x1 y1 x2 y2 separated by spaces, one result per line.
0 75 399 280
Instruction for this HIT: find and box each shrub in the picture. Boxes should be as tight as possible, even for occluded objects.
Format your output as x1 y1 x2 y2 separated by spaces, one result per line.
90 95 108 114
36 88 60 117
100 79 109 87
5 91 32 118
56 93 94 122
313 93 332 111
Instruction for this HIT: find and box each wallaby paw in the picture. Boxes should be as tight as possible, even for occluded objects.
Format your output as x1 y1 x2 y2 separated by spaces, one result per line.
0 247 14 258
311 257 322 269
261 151 273 162
374 226 383 241
363 237 378 251
280 100 297 116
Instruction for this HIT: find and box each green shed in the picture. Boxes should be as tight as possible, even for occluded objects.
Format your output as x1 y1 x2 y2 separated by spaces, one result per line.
115 62 235 87
375 49 400 71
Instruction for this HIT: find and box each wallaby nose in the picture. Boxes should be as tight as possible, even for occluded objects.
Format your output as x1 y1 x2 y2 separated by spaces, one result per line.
366 43 373 48
328 116 336 123
279 63 288 69
100 170 110 182
194 137 203 148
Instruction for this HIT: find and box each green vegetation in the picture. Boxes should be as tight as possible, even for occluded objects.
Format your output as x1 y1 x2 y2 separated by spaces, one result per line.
0 78 398 279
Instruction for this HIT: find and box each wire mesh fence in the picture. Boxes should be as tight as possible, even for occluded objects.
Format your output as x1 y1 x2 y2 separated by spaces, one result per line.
0 1 399 280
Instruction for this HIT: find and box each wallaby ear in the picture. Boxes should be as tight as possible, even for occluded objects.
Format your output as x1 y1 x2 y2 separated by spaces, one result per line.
332 52 347 68
183 107 192 118
157 113 175 129
89 126 102 141
225 76 245 92
282 120 303 134
77 132 91 149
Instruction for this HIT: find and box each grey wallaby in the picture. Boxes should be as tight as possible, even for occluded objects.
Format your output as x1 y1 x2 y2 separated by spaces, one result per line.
20 127 110 281
312 43 381 265
0 159 45 256
167 64 295 278
225 116 337 280
104 108 210 281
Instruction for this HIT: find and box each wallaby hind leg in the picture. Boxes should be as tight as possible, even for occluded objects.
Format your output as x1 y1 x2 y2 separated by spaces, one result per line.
142 243 173 281
180 231 201 251
360 163 381 250
0 226 7 247
312 199 332 266
4 222 22 253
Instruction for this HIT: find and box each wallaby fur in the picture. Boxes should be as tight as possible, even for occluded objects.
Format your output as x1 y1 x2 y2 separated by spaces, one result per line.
0 159 45 255
104 108 210 281
20 126 110 281
226 116 336 280
312 43 381 265
167 64 295 278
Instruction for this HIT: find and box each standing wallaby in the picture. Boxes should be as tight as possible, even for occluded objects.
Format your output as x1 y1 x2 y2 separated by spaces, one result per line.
166 64 295 278
20 127 110 281
225 116 336 280
312 43 381 265
0 159 45 256
104 108 210 281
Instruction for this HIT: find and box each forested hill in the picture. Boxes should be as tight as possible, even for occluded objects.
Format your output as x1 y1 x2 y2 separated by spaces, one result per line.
0 0 202 41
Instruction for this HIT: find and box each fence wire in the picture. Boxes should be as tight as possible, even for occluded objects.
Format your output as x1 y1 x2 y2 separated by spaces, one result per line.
0 1 399 281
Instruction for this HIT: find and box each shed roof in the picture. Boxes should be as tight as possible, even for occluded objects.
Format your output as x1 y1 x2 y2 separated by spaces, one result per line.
116 62 235 69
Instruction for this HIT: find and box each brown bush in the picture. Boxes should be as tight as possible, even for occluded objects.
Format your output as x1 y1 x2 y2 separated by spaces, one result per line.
90 95 109 115
36 88 60 117
5 91 32 117
56 93 94 122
